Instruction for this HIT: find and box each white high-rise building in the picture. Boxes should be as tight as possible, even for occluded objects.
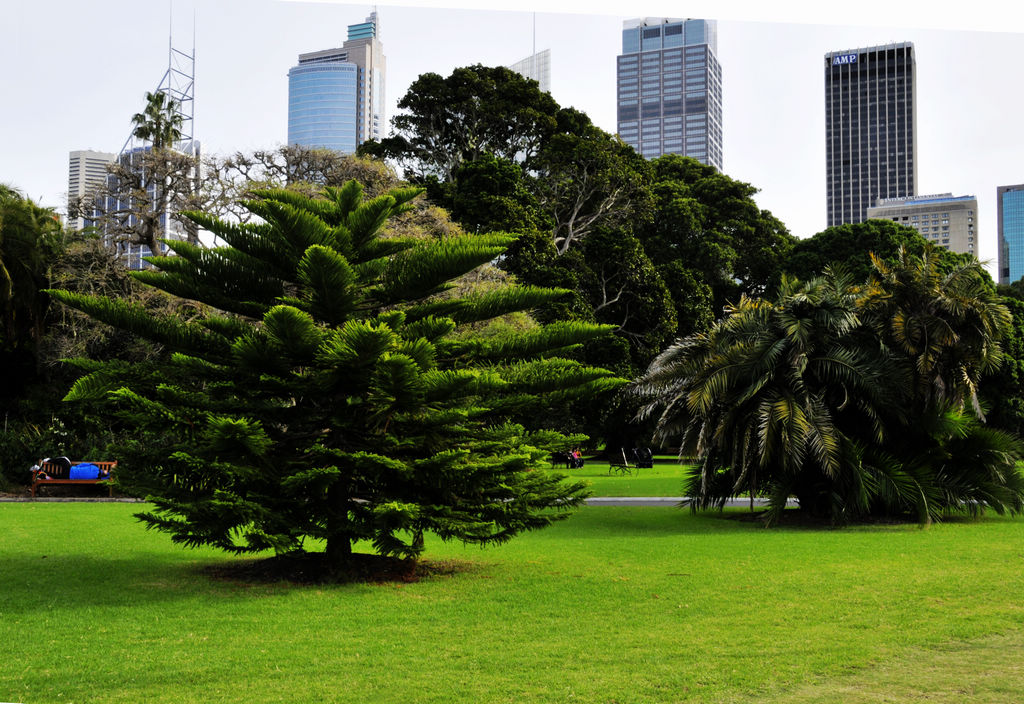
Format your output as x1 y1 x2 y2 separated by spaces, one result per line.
67 150 116 230
507 49 551 93
866 194 977 257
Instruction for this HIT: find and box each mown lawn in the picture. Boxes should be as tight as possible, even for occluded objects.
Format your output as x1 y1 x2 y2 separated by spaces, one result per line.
568 456 688 496
3 502 1023 703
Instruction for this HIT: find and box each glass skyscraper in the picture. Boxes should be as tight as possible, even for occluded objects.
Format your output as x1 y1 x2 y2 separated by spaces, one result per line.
616 18 723 169
288 12 385 153
825 42 917 227
998 184 1024 285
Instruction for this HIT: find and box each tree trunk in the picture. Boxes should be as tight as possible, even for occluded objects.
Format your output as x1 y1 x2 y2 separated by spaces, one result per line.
325 482 352 575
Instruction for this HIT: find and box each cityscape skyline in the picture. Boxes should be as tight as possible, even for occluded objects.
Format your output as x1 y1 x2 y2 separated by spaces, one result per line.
4 1 1024 279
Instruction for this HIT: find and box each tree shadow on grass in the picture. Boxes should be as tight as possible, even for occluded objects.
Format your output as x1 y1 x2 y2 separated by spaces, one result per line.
203 551 478 586
0 553 221 616
1 549 487 613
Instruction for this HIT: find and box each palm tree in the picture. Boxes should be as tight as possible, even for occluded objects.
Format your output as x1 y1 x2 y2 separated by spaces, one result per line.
125 91 187 257
633 270 899 523
635 251 1024 525
864 246 1011 418
130 91 184 151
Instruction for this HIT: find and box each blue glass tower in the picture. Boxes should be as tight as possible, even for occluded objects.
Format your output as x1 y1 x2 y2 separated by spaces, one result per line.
998 184 1024 285
616 18 722 168
288 12 385 153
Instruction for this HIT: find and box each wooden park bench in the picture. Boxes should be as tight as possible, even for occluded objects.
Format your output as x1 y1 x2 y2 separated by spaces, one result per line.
608 448 635 476
31 460 117 498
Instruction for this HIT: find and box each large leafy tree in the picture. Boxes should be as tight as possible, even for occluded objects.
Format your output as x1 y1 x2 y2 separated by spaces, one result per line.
634 252 1024 525
533 128 653 256
359 65 559 182
638 155 795 318
362 65 664 382
786 219 949 283
49 183 624 574
0 185 65 400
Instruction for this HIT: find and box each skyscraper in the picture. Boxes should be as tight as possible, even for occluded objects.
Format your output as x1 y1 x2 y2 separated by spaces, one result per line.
288 11 386 153
507 49 551 93
998 184 1024 285
616 17 722 169
825 42 917 228
67 149 115 230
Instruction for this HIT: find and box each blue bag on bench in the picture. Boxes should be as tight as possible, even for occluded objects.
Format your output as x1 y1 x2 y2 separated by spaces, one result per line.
70 463 101 480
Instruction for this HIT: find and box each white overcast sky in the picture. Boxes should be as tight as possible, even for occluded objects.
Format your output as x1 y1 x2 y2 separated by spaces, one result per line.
2 0 1023 274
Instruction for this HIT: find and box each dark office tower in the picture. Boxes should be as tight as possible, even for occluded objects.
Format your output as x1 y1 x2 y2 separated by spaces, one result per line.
617 18 722 169
825 42 917 227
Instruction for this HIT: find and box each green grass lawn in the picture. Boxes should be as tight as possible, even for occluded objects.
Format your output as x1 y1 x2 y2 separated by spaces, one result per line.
569 456 688 496
3 502 1024 703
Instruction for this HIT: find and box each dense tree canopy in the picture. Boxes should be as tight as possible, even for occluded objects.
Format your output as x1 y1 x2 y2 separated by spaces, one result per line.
50 182 625 574
786 219 938 282
638 155 795 317
0 185 64 401
358 65 561 182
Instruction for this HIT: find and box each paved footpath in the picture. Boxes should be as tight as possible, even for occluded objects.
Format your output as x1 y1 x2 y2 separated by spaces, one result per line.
586 497 795 507
3 496 787 507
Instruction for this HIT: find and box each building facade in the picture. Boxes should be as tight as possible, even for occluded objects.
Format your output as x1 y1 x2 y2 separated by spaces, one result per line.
67 150 116 230
825 42 917 228
998 184 1024 285
866 193 977 256
616 18 722 168
288 11 386 153
507 49 551 93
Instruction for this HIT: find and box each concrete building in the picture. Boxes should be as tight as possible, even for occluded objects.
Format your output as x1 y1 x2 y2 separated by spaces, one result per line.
825 42 917 227
507 49 551 93
616 18 722 168
288 11 386 153
67 150 116 230
866 193 977 256
998 184 1024 285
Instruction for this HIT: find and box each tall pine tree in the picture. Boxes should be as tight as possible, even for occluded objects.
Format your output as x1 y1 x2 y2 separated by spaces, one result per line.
49 182 624 574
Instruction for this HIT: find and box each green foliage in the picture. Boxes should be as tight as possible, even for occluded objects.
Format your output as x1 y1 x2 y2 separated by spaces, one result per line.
358 65 560 182
638 154 795 318
50 182 625 571
865 247 1009 416
131 91 184 150
984 295 1024 436
634 250 1024 524
448 154 547 235
0 185 65 387
786 219 950 283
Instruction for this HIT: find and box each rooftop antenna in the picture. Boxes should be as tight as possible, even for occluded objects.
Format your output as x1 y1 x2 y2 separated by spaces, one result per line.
120 0 196 156
532 12 536 82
